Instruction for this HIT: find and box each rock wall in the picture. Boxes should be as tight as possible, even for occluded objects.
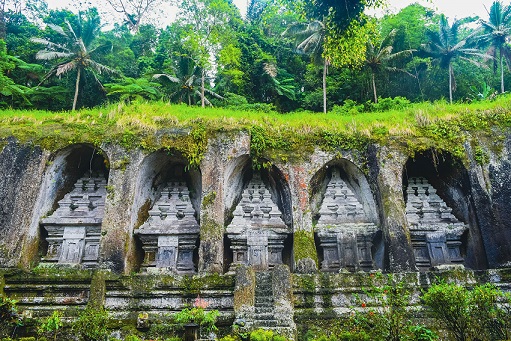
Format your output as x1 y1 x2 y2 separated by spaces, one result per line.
2 132 511 273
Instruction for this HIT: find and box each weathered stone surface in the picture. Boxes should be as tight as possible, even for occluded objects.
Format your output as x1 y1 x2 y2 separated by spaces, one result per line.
134 182 199 274
0 138 47 268
1 132 511 274
200 132 251 273
40 176 107 267
374 146 416 272
405 177 467 270
315 169 380 272
226 174 290 271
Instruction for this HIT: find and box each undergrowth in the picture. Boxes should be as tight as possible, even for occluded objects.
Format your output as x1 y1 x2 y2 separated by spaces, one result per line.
1 95 511 166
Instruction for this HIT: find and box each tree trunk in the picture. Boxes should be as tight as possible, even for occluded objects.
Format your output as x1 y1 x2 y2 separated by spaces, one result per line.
372 71 378 104
323 59 327 113
72 67 81 111
501 50 505 93
448 64 453 104
201 70 205 108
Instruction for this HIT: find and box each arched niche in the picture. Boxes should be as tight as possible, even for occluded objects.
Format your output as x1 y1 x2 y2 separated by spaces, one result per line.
310 159 383 272
403 150 486 270
224 156 293 272
38 144 109 267
131 149 202 273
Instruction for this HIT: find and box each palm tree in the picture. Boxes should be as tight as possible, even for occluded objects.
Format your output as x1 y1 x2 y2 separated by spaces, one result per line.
479 1 511 93
423 15 487 104
364 29 415 103
283 20 328 113
31 11 116 110
153 57 223 106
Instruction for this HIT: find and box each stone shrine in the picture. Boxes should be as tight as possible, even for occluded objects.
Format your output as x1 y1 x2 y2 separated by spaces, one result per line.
134 182 199 273
226 175 290 271
315 169 379 272
405 177 467 269
40 176 107 267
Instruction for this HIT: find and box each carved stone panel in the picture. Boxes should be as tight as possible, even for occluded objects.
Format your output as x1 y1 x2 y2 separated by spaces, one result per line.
226 175 290 271
405 177 468 270
315 169 379 272
40 176 106 267
134 182 199 274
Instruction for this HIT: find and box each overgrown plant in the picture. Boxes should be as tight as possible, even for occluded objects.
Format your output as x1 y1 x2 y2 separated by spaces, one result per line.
422 282 510 341
72 306 111 341
0 295 22 338
38 310 63 341
173 295 220 338
348 273 434 341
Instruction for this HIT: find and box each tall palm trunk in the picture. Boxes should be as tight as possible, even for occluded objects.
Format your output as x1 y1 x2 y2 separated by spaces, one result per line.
448 64 453 104
372 71 378 104
201 70 205 108
72 67 81 111
323 59 327 113
500 49 505 93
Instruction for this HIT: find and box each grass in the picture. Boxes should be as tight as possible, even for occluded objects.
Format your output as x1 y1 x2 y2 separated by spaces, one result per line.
1 96 511 166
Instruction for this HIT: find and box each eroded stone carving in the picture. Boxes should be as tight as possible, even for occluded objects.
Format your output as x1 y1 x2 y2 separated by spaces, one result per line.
134 182 199 274
41 176 107 267
226 175 290 271
315 169 379 272
405 177 467 269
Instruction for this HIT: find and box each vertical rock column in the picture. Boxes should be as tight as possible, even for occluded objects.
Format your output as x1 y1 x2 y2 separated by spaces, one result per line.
0 139 49 269
99 146 144 273
285 163 318 273
199 132 250 273
374 146 416 272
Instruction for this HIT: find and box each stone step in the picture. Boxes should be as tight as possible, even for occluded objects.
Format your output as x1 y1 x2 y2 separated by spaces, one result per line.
255 310 274 317
255 295 273 302
253 319 279 328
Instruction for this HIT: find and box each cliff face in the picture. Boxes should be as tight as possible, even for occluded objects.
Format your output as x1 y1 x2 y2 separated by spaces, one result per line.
0 130 509 274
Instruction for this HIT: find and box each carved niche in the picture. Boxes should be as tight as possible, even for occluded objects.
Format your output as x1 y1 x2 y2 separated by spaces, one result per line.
226 174 290 271
40 176 107 267
315 169 379 272
405 177 467 270
134 182 199 274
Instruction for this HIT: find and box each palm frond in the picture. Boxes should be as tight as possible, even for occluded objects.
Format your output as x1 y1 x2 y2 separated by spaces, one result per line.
35 50 73 60
56 61 77 76
87 60 117 75
46 23 67 37
153 73 181 83
30 38 69 52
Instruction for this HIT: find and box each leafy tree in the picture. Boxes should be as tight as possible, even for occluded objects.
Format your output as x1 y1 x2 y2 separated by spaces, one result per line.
31 10 116 110
423 14 487 103
0 39 31 106
364 29 415 103
478 0 511 93
177 0 240 107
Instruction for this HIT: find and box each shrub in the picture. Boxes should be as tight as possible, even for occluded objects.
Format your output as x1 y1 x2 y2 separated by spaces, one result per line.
422 282 510 341
38 310 63 341
0 296 22 338
72 306 110 341
173 296 220 338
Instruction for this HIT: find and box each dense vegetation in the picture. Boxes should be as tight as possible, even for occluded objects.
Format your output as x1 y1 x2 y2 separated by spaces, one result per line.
1 0 511 113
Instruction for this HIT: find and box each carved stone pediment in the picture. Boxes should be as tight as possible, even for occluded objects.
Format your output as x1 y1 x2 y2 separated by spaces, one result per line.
227 175 289 271
134 182 199 274
315 169 379 272
405 177 467 269
40 176 107 267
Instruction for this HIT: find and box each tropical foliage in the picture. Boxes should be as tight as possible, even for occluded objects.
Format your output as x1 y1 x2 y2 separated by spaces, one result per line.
0 0 509 112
